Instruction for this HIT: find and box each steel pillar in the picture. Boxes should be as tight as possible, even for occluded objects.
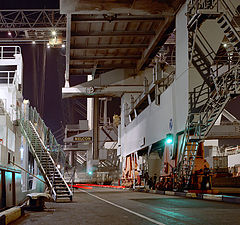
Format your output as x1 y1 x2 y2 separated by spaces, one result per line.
93 98 99 160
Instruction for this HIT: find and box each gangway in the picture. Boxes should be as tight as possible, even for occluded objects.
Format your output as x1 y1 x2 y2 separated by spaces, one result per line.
20 106 73 201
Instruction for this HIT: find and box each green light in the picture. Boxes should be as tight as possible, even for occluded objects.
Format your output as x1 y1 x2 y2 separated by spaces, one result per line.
166 133 174 145
88 171 93 175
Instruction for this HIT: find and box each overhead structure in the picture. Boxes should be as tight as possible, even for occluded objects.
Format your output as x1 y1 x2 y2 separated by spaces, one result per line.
60 0 185 83
0 9 66 43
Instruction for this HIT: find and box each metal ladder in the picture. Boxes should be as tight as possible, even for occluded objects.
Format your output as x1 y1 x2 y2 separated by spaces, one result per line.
20 107 73 202
176 0 240 187
189 37 215 88
217 14 240 53
178 66 240 187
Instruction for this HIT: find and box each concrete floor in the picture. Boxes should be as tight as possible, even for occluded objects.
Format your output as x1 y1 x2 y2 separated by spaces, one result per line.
13 187 240 225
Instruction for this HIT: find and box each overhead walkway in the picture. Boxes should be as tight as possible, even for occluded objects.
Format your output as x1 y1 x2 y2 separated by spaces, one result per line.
20 106 73 201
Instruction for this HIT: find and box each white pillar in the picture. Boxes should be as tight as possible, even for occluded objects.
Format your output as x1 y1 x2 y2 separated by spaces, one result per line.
87 75 93 130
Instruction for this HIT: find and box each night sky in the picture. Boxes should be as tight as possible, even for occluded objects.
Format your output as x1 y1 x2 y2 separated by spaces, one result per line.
0 0 59 9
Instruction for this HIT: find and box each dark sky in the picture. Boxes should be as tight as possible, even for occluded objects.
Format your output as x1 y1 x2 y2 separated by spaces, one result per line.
0 0 59 9
21 44 67 141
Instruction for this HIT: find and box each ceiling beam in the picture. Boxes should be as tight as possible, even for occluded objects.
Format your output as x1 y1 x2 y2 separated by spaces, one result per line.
70 43 148 50
70 55 141 61
0 27 65 31
137 17 172 71
0 38 64 42
60 0 183 15
69 64 136 69
71 31 155 37
72 15 165 23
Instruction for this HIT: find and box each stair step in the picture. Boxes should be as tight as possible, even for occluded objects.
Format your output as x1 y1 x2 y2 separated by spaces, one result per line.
57 194 72 198
217 16 224 23
54 184 66 187
56 190 70 194
224 26 231 33
54 180 64 183
230 36 237 43
220 22 227 28
227 32 234 38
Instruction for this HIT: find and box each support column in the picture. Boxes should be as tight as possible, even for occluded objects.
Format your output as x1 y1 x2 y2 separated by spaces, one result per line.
69 151 75 167
103 98 107 125
87 75 93 130
12 172 16 205
93 97 99 160
1 170 6 208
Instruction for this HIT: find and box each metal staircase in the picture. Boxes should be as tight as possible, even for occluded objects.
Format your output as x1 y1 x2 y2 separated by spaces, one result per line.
20 106 73 201
189 38 215 88
178 66 240 187
217 14 240 52
177 0 240 188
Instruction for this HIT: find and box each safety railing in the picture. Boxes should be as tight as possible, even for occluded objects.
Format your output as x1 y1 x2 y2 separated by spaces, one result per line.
0 46 21 59
0 71 16 85
28 106 66 168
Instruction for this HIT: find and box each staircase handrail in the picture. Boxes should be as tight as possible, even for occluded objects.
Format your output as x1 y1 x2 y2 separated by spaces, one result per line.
19 120 57 200
220 0 240 19
29 106 66 164
28 120 73 198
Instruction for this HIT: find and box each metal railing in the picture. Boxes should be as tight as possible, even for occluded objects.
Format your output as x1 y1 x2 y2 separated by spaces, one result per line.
27 106 66 168
0 46 21 59
0 71 16 85
20 106 72 200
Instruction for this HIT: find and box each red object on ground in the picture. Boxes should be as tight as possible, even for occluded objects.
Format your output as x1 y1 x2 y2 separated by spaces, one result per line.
69 183 126 189
68 184 93 189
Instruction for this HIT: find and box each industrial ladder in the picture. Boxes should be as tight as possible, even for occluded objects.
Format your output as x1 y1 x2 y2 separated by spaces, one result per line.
177 0 240 187
178 66 240 187
20 107 73 201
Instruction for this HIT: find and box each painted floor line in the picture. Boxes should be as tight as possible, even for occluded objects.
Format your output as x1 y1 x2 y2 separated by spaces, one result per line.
81 190 166 225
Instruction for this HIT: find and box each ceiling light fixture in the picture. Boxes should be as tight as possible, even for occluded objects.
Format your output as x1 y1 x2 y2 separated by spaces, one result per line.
51 30 57 36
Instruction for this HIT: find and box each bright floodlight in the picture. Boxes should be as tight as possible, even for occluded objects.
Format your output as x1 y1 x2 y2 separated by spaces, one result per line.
62 44 65 48
166 138 173 144
223 43 227 48
32 40 36 44
51 30 57 36
8 31 11 36
57 164 61 169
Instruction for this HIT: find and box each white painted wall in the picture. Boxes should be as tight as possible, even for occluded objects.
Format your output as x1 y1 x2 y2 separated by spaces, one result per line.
121 86 174 157
120 3 189 157
228 154 240 167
